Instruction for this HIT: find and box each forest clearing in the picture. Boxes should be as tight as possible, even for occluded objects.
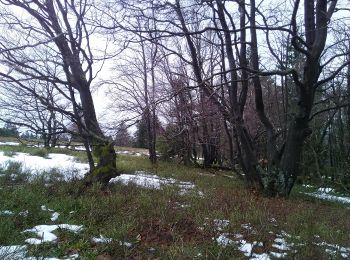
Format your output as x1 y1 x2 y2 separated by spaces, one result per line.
0 140 349 259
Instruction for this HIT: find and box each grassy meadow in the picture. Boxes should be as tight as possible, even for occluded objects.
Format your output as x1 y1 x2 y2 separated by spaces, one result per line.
0 141 349 259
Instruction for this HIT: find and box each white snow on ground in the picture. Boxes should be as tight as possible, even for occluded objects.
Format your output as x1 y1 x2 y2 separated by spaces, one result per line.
302 184 313 188
91 235 132 247
212 221 350 260
0 152 89 180
116 150 149 157
241 223 254 231
214 233 270 259
2 148 349 258
272 237 291 251
70 146 86 151
0 245 28 259
19 210 29 217
239 240 264 258
0 142 20 146
215 233 235 247
0 152 200 195
41 205 60 222
41 205 53 211
304 187 350 204
213 219 230 231
0 245 79 260
50 212 60 221
0 206 81 259
250 253 270 260
211 220 269 258
314 241 350 258
92 235 113 243
23 224 83 245
110 171 200 195
0 210 14 216
120 241 133 248
318 187 334 193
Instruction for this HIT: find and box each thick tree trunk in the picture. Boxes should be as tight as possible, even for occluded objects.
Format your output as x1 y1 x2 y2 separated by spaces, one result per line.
78 85 118 186
275 117 310 196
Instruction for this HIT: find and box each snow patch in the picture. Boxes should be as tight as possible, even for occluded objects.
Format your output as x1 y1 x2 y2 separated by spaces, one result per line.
304 191 350 204
272 237 291 251
270 251 288 258
0 152 89 180
215 233 234 247
41 205 60 222
92 235 112 243
238 240 265 258
50 212 60 222
213 219 230 231
19 210 29 217
0 210 14 216
110 171 199 195
116 150 149 157
41 205 54 212
302 184 313 188
0 244 79 259
0 245 27 259
119 241 133 247
314 241 350 258
250 253 270 260
91 235 132 247
23 224 83 245
317 187 334 193
0 142 20 146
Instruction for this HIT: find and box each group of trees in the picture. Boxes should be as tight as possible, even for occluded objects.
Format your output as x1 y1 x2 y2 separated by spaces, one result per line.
0 0 349 196
0 123 19 138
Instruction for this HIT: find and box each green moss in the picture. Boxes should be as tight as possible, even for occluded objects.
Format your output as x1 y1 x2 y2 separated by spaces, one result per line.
91 164 114 177
92 143 114 163
90 142 117 184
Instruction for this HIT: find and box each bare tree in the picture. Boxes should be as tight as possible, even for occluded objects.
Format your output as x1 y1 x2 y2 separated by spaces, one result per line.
0 0 118 186
0 79 64 147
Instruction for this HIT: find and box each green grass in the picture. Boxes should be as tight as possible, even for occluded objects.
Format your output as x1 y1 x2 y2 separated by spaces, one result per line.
0 143 349 259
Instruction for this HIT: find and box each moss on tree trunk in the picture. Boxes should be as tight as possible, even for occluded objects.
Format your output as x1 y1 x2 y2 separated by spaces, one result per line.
85 142 119 186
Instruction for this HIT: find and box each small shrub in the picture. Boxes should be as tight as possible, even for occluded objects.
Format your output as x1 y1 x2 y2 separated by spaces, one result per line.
3 150 16 157
31 148 49 158
0 161 29 185
33 168 66 184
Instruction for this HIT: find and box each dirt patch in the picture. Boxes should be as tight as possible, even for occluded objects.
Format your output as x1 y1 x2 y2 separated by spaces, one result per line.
134 217 211 247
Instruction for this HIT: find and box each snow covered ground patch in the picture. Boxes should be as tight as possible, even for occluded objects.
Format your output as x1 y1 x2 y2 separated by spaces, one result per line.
0 210 14 216
0 142 20 146
0 151 201 196
92 235 113 244
304 187 350 204
0 205 82 259
0 244 79 260
116 150 149 157
23 224 83 245
91 235 132 247
41 205 60 221
212 220 349 259
314 241 350 258
110 171 201 195
0 151 89 180
0 245 28 259
215 233 234 247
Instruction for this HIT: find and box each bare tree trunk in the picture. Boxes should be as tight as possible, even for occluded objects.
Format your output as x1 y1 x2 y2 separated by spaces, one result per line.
150 52 158 164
